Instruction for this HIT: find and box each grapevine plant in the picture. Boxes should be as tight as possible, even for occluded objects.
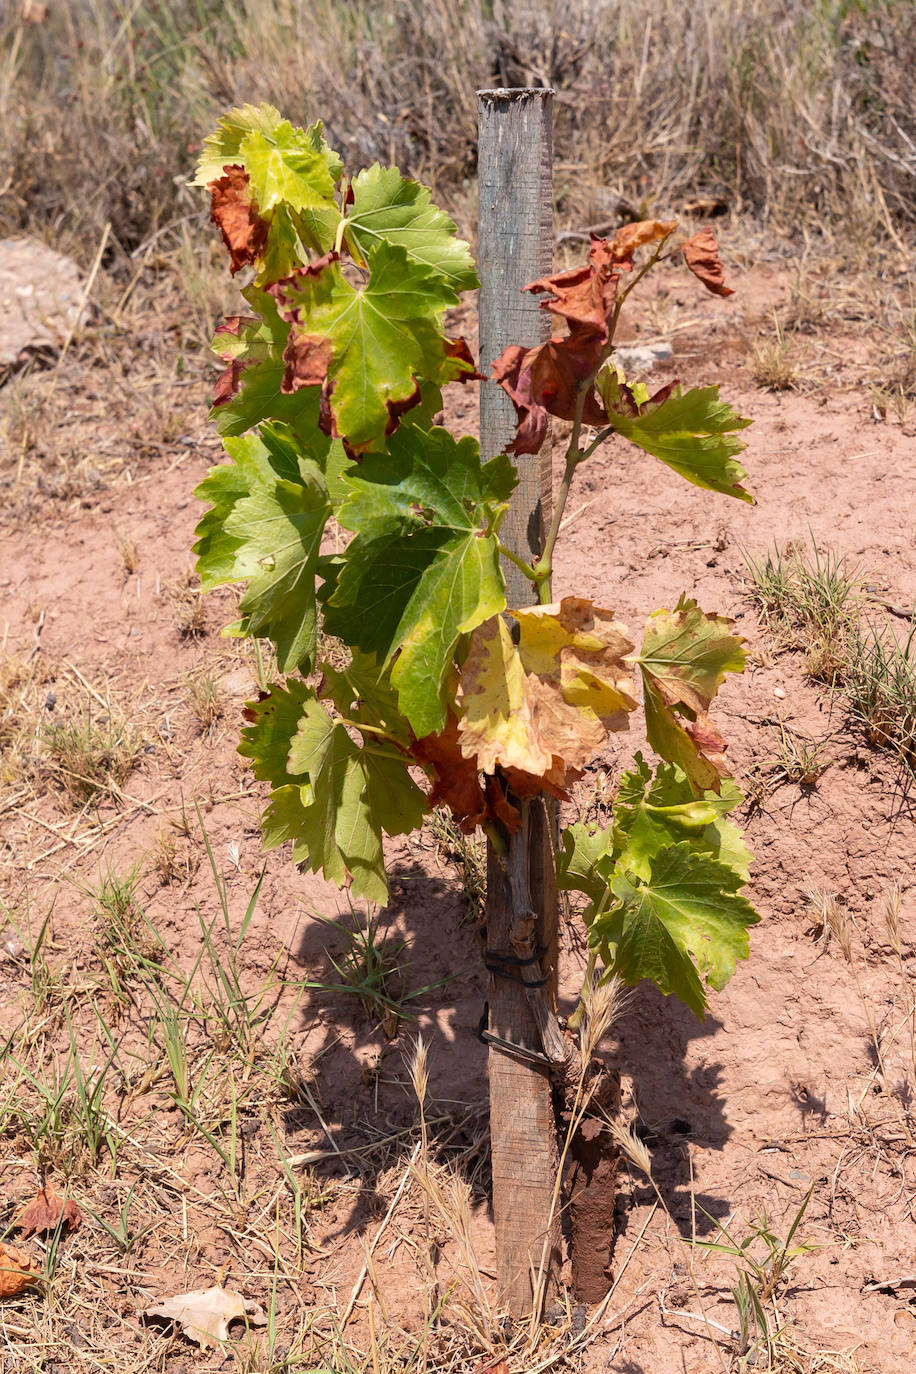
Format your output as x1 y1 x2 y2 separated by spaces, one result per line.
191 105 760 1063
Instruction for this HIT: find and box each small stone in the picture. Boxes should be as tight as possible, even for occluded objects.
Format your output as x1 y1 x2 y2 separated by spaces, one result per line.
0 237 86 368
773 687 786 699
1 930 25 961
614 341 673 374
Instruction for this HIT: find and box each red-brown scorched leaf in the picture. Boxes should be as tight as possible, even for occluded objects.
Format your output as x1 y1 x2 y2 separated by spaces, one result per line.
410 713 524 834
15 1183 82 1239
442 336 485 383
682 227 734 297
209 165 269 275
410 713 492 834
492 221 677 454
0 1242 42 1299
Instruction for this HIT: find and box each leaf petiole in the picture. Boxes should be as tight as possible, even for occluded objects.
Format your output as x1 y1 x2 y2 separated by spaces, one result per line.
580 425 615 460
497 543 539 583
336 717 402 748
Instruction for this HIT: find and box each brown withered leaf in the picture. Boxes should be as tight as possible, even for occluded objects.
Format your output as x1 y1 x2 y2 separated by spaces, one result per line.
0 1242 42 1298
15 1183 82 1239
484 775 522 830
492 225 676 455
601 218 678 266
492 337 607 456
682 227 734 297
281 332 334 392
443 336 485 383
457 600 637 798
525 222 676 334
209 166 269 276
210 313 263 411
410 712 492 834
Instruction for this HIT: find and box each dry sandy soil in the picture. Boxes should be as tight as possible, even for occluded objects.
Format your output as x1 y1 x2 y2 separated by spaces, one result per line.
1 247 916 1374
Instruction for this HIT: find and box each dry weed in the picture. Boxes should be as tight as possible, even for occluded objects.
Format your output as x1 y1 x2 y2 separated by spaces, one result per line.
149 824 196 885
114 529 139 574
164 567 207 640
752 337 800 392
41 701 143 806
3 0 916 261
183 664 224 733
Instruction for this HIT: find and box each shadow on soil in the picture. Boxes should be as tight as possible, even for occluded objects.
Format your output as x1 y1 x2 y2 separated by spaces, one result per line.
610 983 731 1238
280 861 731 1248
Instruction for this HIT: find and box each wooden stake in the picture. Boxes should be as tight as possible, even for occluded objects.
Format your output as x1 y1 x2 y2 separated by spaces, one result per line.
477 86 560 1315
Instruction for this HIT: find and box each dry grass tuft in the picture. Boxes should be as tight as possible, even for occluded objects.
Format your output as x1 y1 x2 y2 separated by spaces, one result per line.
149 823 197 885
164 567 208 640
3 0 916 264
428 808 487 924
115 528 139 575
41 700 144 806
183 664 224 733
0 652 52 785
752 335 800 392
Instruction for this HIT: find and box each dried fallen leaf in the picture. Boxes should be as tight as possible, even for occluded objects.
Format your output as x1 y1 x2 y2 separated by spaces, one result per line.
15 1183 82 1239
0 1242 42 1298
682 226 734 297
145 1285 267 1349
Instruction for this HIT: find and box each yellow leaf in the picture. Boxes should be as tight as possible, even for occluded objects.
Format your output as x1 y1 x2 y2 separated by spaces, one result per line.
457 598 637 795
457 616 550 777
513 597 637 728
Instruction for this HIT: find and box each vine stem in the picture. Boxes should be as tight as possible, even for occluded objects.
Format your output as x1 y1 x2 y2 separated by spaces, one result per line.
533 356 616 604
526 235 673 606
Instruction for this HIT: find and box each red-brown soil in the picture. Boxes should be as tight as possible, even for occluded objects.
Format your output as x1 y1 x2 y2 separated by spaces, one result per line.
2 259 916 1373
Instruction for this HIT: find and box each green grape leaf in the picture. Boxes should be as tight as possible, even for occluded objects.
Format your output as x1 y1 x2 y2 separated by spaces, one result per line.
194 436 262 589
597 371 753 503
195 104 343 263
194 418 333 614
275 242 459 453
194 424 315 590
286 697 427 903
239 124 338 213
260 783 314 860
238 678 313 786
225 460 331 673
210 289 331 442
345 164 478 290
614 753 751 882
240 126 341 258
634 598 746 794
319 649 412 748
194 104 320 184
237 681 314 859
556 821 616 908
595 844 760 1017
324 426 515 736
